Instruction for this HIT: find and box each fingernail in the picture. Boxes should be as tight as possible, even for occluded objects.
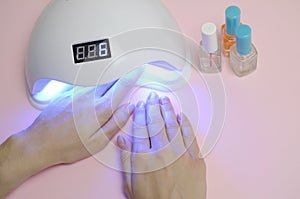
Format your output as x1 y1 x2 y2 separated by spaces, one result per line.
117 136 126 149
136 101 145 109
177 113 182 122
148 92 158 100
128 103 135 114
160 96 170 105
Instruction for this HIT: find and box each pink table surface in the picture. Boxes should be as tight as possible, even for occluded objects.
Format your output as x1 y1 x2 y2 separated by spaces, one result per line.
1 0 300 198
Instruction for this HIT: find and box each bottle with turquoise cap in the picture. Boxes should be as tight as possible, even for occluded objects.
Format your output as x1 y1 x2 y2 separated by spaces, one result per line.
221 5 241 57
230 24 257 77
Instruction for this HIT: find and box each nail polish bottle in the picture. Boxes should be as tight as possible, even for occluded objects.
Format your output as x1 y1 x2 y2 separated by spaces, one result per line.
230 24 257 77
221 5 241 57
199 22 221 73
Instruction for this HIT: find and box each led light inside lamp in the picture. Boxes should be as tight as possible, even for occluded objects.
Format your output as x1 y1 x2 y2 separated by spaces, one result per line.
34 80 71 103
34 61 182 100
137 61 186 90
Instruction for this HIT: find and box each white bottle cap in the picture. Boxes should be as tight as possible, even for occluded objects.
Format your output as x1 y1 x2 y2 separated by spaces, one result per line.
201 22 218 53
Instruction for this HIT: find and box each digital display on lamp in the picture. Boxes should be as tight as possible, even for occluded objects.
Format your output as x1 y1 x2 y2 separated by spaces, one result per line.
72 39 111 64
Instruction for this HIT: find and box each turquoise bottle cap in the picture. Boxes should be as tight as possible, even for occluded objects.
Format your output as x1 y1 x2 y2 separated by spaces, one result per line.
236 24 252 55
225 5 241 36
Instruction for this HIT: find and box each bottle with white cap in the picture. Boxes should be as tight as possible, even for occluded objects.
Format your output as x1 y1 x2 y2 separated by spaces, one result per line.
199 22 221 73
230 24 257 77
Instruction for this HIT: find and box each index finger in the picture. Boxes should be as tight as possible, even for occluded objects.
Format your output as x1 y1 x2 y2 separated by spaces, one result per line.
96 80 117 97
95 69 142 123
132 101 150 153
101 68 142 107
179 113 200 159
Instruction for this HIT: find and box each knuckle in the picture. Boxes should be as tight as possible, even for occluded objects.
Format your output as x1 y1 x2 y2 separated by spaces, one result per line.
133 123 147 131
133 115 147 127
147 123 164 136
161 103 173 112
134 144 150 153
148 116 164 126
147 111 164 125
165 120 179 129
182 131 196 140
121 152 131 164
183 135 196 147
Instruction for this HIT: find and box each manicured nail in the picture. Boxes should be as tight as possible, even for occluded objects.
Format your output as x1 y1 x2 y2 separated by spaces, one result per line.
148 92 158 100
177 113 182 123
160 96 170 105
136 101 145 109
128 103 135 114
117 136 126 149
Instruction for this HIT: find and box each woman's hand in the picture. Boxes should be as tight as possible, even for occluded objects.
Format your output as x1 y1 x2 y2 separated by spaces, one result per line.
118 93 207 199
0 69 141 198
26 70 141 165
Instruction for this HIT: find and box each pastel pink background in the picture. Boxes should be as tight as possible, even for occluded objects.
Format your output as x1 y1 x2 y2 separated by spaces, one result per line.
0 0 300 198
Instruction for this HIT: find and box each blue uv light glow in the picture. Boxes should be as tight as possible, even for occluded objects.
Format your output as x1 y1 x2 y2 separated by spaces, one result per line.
136 61 185 91
34 80 71 102
32 61 184 105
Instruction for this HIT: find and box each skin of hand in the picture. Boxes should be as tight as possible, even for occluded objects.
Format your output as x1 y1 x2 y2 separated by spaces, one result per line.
117 92 207 199
0 69 142 198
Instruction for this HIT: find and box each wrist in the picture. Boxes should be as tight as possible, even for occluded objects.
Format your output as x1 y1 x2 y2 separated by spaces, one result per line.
17 127 62 170
0 129 60 197
0 136 15 198
0 132 43 197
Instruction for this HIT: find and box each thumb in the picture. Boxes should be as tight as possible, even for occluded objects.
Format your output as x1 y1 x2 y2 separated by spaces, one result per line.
117 135 133 198
178 113 200 159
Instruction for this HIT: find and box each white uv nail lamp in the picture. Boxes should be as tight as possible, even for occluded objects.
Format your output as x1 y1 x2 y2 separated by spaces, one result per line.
26 0 197 110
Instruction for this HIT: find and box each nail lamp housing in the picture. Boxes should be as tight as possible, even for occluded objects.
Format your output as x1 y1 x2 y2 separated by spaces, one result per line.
26 0 193 110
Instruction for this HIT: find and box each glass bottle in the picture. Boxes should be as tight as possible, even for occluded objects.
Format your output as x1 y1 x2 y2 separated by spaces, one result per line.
230 24 257 77
199 22 221 73
222 5 241 57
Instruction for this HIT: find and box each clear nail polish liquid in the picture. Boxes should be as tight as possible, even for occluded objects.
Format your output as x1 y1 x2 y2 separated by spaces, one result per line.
230 24 257 77
199 23 221 73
